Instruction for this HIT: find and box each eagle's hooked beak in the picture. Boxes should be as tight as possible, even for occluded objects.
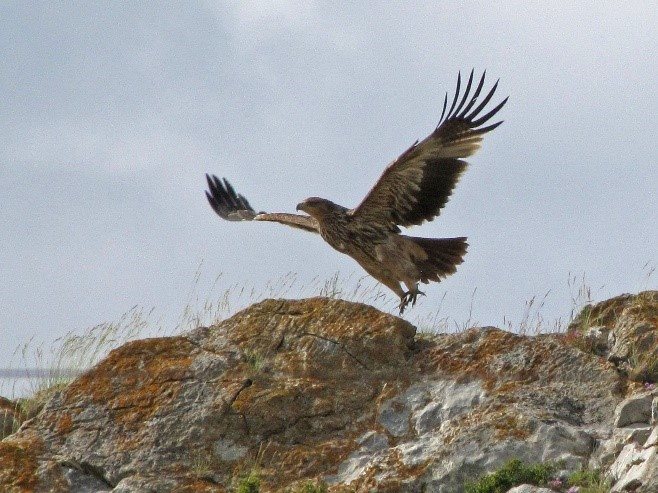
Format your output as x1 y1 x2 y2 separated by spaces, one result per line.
296 202 305 212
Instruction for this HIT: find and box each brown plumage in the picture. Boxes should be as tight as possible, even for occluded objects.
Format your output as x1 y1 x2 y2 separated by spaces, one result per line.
206 70 507 314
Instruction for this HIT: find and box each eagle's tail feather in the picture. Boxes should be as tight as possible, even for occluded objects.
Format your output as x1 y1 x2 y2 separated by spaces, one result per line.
408 236 468 283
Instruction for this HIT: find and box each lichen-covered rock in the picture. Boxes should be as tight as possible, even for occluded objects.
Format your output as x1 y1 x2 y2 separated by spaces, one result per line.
0 296 643 492
568 291 658 382
0 396 21 440
568 293 637 333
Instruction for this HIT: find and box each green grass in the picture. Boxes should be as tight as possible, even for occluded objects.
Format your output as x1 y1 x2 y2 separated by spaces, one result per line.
235 470 261 493
464 459 557 493
288 480 329 493
465 461 612 493
567 468 610 492
243 349 266 373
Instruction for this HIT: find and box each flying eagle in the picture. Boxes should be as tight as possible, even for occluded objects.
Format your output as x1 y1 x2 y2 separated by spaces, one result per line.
206 71 507 314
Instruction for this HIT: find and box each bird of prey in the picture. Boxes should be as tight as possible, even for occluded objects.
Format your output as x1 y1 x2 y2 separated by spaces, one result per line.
206 70 507 314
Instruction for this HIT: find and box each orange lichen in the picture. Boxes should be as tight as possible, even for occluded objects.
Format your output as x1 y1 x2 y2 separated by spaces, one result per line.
176 478 226 492
441 401 532 446
0 435 42 491
335 448 429 492
492 413 532 441
61 337 195 434
55 413 73 435
421 328 536 393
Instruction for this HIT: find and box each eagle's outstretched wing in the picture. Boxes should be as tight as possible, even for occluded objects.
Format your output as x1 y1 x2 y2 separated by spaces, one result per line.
350 70 508 230
205 174 319 233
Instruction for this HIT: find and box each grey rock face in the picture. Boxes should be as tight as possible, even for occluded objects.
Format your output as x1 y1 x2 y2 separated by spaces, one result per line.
615 393 654 427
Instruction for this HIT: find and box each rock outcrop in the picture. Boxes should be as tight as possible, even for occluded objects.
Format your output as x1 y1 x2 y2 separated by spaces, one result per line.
0 396 21 440
568 290 658 382
1 291 656 492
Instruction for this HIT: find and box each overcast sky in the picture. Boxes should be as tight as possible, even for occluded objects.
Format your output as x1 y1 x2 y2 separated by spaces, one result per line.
1 2 656 373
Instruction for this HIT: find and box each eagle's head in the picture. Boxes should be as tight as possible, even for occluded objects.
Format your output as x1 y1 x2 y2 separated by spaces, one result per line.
296 197 342 219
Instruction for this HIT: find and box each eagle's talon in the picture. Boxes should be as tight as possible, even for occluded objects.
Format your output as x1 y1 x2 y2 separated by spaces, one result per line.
402 289 425 309
413 290 426 306
399 288 425 314
398 293 411 315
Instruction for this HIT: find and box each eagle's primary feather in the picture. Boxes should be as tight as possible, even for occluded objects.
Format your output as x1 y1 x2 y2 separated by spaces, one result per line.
205 70 507 314
351 70 507 231
205 175 319 233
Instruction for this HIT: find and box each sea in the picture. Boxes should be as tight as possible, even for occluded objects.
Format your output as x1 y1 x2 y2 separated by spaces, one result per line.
0 368 80 399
